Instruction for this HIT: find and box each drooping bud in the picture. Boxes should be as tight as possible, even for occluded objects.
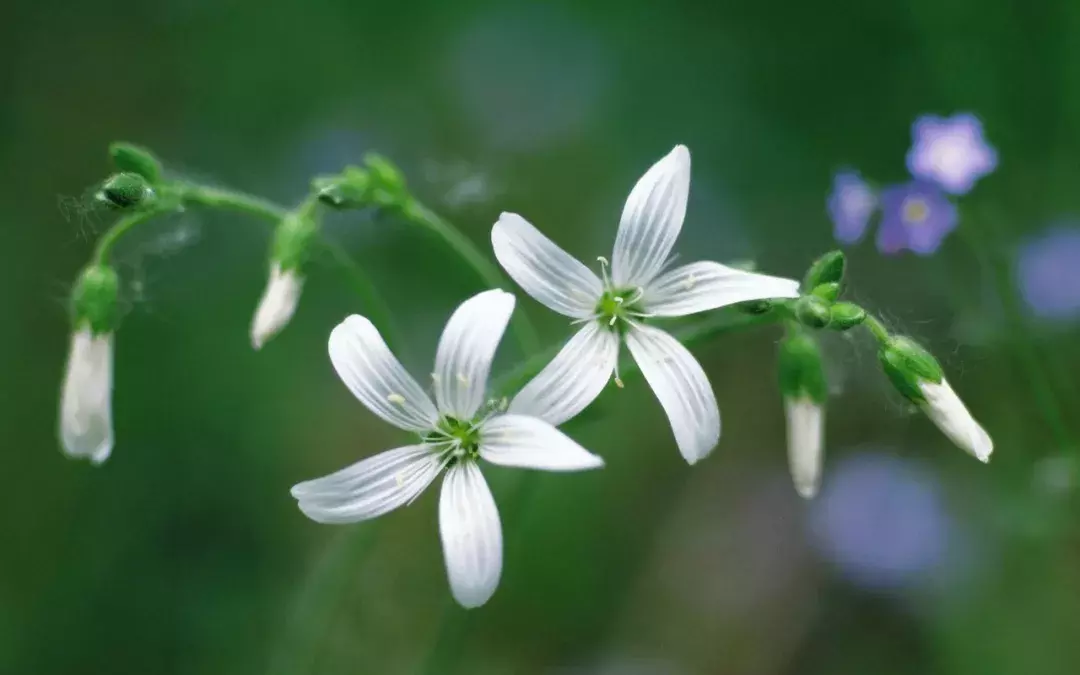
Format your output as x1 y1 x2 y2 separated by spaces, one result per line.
795 295 831 329
803 250 846 290
62 264 119 464
97 172 154 209
60 328 114 464
828 302 866 331
251 213 317 349
879 336 992 462
109 142 163 184
71 264 120 335
778 332 827 498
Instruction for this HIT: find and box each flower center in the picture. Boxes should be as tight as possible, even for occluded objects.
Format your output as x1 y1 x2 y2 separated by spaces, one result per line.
901 197 930 225
425 415 481 466
596 288 644 333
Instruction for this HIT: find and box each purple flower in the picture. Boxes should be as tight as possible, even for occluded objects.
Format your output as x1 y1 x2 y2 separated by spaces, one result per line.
877 181 958 256
906 113 998 195
809 452 954 591
1017 225 1080 320
827 170 877 244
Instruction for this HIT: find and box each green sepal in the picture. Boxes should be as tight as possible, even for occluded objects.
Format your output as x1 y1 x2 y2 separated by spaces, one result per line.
828 302 866 331
314 166 370 209
778 331 827 403
272 212 319 271
109 142 163 184
71 264 120 334
878 336 944 404
98 173 154 209
811 282 841 303
795 295 831 329
804 250 846 290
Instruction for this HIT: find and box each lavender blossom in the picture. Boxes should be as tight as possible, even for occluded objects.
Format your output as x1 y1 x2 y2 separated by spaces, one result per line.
906 114 998 195
827 170 877 244
1017 225 1080 320
876 181 958 256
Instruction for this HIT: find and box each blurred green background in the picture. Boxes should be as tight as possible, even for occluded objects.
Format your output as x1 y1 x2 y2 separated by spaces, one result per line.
4 0 1080 673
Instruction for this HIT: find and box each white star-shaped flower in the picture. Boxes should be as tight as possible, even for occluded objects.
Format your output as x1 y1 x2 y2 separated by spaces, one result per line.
291 290 604 608
492 145 800 463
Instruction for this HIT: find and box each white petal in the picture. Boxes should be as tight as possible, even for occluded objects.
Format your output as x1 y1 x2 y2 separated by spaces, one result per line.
491 212 603 319
59 329 114 465
291 445 443 523
479 414 605 471
434 290 516 420
328 315 438 432
625 324 720 464
785 397 825 499
918 379 993 462
611 145 691 288
439 463 503 608
508 322 618 426
251 265 303 349
642 261 800 317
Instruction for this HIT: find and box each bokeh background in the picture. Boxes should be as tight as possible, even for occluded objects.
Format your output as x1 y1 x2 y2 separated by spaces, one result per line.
3 0 1080 673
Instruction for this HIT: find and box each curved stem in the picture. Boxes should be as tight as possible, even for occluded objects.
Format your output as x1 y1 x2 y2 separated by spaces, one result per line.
93 207 170 264
861 314 890 344
403 201 540 354
317 237 403 349
176 182 288 221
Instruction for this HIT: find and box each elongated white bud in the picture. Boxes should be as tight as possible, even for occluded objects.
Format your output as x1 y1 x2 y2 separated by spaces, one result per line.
60 329 114 464
251 265 303 349
918 379 993 463
785 397 824 498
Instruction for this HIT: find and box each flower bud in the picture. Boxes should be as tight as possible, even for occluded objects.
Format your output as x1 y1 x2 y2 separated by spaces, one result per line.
364 153 408 208
252 213 316 349
97 172 154 209
60 328 114 464
71 264 120 335
795 295 831 329
804 250 845 290
109 142 163 184
251 265 304 349
828 302 866 330
879 336 992 462
779 333 827 498
314 166 370 210
811 282 841 303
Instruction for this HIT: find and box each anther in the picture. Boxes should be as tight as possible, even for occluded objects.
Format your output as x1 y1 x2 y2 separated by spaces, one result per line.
387 393 406 405
457 372 470 386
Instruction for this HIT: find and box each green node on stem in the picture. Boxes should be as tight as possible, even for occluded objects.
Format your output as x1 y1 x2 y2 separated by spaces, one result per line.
795 295 831 329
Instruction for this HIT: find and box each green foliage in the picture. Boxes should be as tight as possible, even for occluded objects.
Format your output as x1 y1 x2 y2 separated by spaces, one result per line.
878 335 945 404
803 250 845 290
109 142 163 184
97 172 154 209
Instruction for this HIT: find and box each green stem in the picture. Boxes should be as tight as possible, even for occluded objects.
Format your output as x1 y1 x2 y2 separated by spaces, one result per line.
403 201 540 354
93 207 168 264
177 182 288 221
861 314 890 344
317 237 403 349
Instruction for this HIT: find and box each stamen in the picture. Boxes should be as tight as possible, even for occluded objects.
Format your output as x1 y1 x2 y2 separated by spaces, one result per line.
456 372 470 386
387 393 406 405
597 255 611 287
682 273 697 291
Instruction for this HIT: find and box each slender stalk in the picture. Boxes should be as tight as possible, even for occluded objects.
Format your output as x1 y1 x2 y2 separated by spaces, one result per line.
93 208 169 264
177 182 289 221
403 201 540 354
861 314 890 343
318 237 403 349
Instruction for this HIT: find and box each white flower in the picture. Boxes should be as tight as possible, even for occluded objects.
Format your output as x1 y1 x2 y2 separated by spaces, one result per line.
491 145 800 463
251 264 303 349
60 328 114 465
784 397 824 498
918 378 993 463
291 290 604 608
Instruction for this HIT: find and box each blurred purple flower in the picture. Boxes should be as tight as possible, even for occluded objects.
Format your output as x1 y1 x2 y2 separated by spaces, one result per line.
827 170 877 244
876 181 958 256
809 452 953 591
1017 225 1080 320
906 113 998 195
